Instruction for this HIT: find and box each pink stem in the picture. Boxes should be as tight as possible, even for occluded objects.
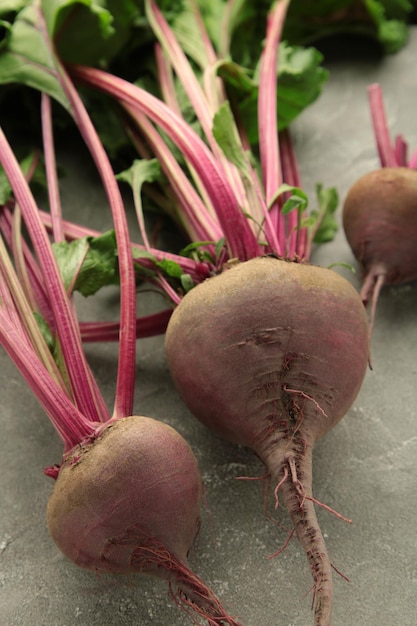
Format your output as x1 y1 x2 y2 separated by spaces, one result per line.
80 309 172 342
0 128 108 423
0 207 54 329
279 129 308 260
394 134 408 167
69 64 260 261
0 309 95 451
125 105 223 243
41 93 64 242
56 63 137 420
258 0 290 251
368 84 398 168
147 0 246 207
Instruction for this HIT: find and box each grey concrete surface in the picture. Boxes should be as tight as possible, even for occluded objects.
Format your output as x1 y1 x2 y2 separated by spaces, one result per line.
1 29 417 626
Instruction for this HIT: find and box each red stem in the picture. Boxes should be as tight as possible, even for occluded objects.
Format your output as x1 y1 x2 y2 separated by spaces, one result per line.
0 207 54 329
0 127 108 423
0 309 95 450
368 84 397 168
258 0 290 251
41 94 64 243
55 63 137 420
80 309 172 342
279 129 308 259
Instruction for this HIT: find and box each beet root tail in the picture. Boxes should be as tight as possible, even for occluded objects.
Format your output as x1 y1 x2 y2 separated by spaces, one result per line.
130 537 242 626
265 446 334 626
171 567 242 626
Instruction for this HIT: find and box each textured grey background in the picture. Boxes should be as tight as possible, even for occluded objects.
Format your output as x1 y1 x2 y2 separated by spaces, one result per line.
1 29 417 626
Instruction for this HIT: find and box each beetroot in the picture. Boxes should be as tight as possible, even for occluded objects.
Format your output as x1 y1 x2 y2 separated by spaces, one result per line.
343 167 417 292
47 415 239 624
165 257 369 626
47 416 202 576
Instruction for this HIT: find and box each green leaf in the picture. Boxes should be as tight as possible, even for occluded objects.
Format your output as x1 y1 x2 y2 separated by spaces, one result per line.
76 229 119 295
366 0 409 53
283 0 412 54
212 101 250 176
275 43 329 130
0 19 12 53
0 1 29 15
0 151 46 204
0 0 139 107
179 240 216 258
328 261 356 272
52 229 119 297
0 3 69 108
116 158 162 188
282 195 306 215
215 237 225 261
180 272 194 292
268 183 309 212
41 0 113 42
33 310 55 352
52 236 89 293
219 42 328 142
313 183 339 243
216 60 256 92
155 257 184 279
46 0 140 65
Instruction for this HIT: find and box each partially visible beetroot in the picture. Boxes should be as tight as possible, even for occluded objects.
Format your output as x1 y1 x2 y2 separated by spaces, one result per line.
343 84 417 336
343 167 417 316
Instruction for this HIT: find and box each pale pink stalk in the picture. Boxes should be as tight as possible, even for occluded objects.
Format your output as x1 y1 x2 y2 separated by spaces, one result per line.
146 0 246 207
188 0 225 112
226 95 270 232
0 244 31 339
41 93 64 242
0 309 95 451
0 128 108 423
368 84 398 168
0 234 65 387
55 63 137 420
124 104 223 243
258 0 290 252
154 44 219 225
0 207 53 328
9 152 42 310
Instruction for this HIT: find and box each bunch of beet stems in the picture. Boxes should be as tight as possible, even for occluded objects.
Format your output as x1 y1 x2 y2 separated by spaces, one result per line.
0 23 242 625
342 82 417 339
67 1 370 625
